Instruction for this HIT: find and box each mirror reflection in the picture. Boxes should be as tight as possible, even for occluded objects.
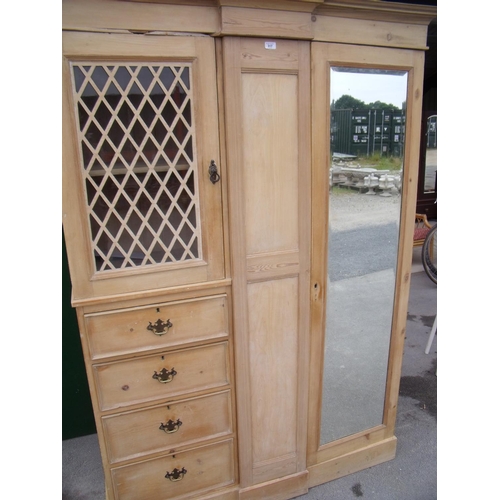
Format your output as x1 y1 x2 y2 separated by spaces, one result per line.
320 67 407 444
424 114 437 193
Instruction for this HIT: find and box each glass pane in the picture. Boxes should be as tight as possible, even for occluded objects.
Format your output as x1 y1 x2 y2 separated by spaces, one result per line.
320 67 407 444
424 115 437 193
70 63 201 272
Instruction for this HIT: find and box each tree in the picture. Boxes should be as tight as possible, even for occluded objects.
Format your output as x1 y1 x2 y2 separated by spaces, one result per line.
332 94 365 110
367 100 401 112
332 94 402 112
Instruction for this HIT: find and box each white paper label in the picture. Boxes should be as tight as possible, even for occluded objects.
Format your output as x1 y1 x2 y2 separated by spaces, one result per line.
264 41 277 50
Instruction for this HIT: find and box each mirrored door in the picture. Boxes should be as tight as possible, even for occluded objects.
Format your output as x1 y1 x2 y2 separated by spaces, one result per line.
308 42 425 467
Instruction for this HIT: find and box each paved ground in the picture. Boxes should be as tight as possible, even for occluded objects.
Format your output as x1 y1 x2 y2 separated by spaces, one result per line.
329 185 401 232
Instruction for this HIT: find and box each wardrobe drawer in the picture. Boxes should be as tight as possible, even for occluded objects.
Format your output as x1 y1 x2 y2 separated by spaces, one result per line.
103 390 233 464
94 342 230 411
111 439 235 500
85 295 228 360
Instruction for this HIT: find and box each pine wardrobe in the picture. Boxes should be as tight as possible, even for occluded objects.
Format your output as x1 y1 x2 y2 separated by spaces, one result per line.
62 1 436 498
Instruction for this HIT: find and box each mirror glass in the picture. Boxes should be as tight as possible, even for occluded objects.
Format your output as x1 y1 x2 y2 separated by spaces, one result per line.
424 114 437 193
320 67 407 444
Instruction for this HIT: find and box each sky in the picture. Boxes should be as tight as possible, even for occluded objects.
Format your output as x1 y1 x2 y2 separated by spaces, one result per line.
330 69 408 108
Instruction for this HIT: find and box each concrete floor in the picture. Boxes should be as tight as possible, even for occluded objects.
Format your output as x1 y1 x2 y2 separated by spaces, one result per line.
62 247 436 500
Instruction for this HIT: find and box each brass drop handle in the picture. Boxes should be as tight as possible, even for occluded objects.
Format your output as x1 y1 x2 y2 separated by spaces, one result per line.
159 418 182 434
147 319 173 336
165 467 187 482
152 368 177 383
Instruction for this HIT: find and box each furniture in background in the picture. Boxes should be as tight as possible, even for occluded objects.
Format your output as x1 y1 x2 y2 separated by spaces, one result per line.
414 213 433 249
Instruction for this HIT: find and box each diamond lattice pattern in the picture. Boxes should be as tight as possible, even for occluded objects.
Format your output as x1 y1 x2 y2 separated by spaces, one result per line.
70 63 202 272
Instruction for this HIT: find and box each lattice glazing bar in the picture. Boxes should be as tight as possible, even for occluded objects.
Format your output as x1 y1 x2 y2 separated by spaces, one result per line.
70 62 202 272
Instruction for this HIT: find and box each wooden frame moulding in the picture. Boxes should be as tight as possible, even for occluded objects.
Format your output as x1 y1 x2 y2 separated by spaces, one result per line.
311 13 429 49
63 1 435 52
62 0 220 34
307 41 425 480
315 0 436 24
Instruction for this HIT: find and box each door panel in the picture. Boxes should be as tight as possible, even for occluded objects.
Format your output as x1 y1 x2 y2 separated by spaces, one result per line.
223 37 311 486
62 33 224 302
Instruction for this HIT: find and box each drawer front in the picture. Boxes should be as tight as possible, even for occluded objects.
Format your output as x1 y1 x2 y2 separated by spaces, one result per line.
112 439 235 500
103 391 233 464
94 342 230 411
86 295 228 360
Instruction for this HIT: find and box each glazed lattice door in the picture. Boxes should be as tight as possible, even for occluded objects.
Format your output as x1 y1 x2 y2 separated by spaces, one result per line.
72 62 202 271
63 34 224 300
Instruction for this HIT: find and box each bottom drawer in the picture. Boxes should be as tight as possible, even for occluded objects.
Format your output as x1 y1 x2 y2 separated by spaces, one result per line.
111 439 235 500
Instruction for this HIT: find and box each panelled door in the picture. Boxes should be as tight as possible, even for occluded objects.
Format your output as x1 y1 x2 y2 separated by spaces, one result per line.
62 32 224 302
223 37 311 489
